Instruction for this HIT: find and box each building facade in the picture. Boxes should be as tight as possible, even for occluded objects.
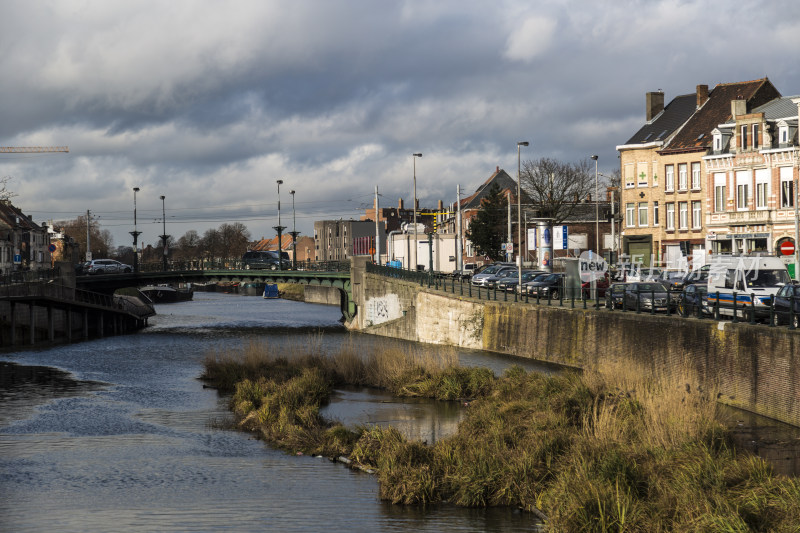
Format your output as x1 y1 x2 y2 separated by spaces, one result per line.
0 201 52 274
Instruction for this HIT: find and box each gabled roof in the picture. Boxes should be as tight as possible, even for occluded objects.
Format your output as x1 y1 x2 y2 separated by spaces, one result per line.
663 78 781 153
251 234 293 252
460 168 531 210
0 201 41 232
621 93 697 146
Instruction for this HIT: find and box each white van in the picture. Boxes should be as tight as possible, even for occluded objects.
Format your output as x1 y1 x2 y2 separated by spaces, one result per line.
706 255 791 320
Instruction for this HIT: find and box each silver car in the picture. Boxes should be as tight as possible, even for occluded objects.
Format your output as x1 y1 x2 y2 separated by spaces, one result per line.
84 259 133 274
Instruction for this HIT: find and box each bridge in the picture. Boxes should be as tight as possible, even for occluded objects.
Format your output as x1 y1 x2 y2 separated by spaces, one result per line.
77 268 356 320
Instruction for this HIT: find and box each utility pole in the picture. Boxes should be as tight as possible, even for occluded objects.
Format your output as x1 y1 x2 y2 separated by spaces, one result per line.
507 194 512 262
456 184 462 272
375 186 380 265
86 210 91 261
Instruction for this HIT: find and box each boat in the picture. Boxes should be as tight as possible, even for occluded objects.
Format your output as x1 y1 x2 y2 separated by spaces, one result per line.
263 284 280 299
140 284 194 304
240 282 266 296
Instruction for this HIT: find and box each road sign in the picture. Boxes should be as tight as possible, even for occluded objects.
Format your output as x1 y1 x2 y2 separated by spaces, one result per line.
506 243 513 253
780 240 795 256
48 243 57 253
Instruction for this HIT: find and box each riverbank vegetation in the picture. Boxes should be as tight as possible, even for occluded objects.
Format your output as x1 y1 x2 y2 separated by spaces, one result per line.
202 338 800 531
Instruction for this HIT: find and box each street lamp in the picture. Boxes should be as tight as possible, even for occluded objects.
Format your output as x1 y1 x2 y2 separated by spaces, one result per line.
517 141 529 293
591 155 599 256
274 179 285 270
130 187 141 273
159 195 168 271
290 189 299 270
412 153 422 271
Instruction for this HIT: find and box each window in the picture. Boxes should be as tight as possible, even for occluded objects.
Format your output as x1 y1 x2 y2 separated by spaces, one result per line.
679 202 688 229
638 202 648 226
652 161 659 187
780 124 789 145
713 132 722 152
666 203 675 230
736 170 751 211
653 201 659 226
625 164 634 188
714 173 726 212
752 124 759 149
691 162 700 190
637 162 648 187
737 184 749 210
780 167 795 208
665 164 675 192
755 169 769 210
678 163 688 191
741 125 748 150
692 201 702 229
626 203 635 227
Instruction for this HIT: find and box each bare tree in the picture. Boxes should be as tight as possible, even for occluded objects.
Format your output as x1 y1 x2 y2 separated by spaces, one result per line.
57 215 114 259
520 157 594 225
218 222 251 258
175 230 202 261
0 176 18 202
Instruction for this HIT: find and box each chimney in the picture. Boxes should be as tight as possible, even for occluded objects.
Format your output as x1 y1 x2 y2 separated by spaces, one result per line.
696 84 709 108
438 199 443 210
398 198 404 210
646 91 664 121
731 97 747 119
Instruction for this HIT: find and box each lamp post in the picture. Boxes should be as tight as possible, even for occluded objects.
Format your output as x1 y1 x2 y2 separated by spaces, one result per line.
290 189 299 270
412 153 422 271
517 141 529 292
794 174 799 281
159 195 168 271
130 187 141 273
591 155 599 256
274 179 285 270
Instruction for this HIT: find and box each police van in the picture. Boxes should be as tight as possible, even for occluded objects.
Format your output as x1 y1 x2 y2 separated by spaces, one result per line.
706 254 791 320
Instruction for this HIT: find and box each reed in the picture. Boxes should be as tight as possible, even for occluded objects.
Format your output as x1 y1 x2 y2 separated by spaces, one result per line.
203 337 800 530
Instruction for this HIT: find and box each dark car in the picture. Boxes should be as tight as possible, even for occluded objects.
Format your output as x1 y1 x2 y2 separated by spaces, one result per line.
523 273 564 299
496 270 545 293
677 283 709 317
681 266 709 287
771 284 800 327
606 282 628 309
659 269 687 290
622 282 673 312
84 259 132 275
242 250 290 270
471 264 516 287
484 269 518 289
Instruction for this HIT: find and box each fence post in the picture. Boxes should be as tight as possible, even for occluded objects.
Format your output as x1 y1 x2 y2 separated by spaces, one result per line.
732 292 738 323
790 294 796 330
749 293 756 324
650 289 655 315
769 295 775 327
714 291 720 320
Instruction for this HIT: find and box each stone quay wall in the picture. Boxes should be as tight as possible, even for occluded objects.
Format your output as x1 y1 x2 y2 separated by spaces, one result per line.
351 267 800 427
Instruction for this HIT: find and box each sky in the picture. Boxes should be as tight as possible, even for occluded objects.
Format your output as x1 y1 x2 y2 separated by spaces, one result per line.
2 0 800 250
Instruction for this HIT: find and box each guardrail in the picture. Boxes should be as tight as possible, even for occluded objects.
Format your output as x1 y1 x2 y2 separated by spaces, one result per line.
366 263 799 330
0 280 155 318
135 260 351 273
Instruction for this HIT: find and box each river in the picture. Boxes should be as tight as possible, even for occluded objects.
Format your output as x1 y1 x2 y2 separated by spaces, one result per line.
0 292 548 532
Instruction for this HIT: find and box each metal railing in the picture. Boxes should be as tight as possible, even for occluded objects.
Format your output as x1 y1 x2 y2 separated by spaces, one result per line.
366 264 800 330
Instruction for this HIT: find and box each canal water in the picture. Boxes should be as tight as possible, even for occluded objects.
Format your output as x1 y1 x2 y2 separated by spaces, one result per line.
0 292 546 532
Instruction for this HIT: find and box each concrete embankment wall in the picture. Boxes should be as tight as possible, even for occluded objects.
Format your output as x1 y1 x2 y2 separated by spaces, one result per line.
352 270 800 427
303 285 341 306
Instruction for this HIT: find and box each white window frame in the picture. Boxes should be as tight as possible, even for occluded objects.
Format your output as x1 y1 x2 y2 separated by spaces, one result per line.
666 203 675 230
691 201 702 229
678 163 688 191
752 124 759 149
625 203 635 227
625 164 635 188
653 201 659 226
755 168 769 210
736 170 751 211
780 166 795 208
741 125 748 150
713 132 722 151
652 161 659 187
638 202 648 227
665 164 675 192
678 202 688 230
637 162 648 187
690 162 701 190
780 124 789 145
714 173 726 213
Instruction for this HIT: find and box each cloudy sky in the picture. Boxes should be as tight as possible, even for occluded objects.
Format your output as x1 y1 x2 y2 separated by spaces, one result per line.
2 0 800 249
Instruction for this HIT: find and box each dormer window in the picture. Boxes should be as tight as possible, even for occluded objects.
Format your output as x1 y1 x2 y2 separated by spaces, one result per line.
779 123 789 145
713 131 722 152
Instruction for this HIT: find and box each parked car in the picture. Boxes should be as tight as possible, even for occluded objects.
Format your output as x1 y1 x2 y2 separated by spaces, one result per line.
75 261 90 275
84 259 132 275
681 265 709 286
658 269 687 290
452 262 478 279
523 273 565 299
581 275 610 298
605 282 628 309
677 283 709 316
471 264 516 286
483 269 518 289
496 270 545 293
771 284 800 327
621 282 673 312
241 250 290 270
615 265 662 282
